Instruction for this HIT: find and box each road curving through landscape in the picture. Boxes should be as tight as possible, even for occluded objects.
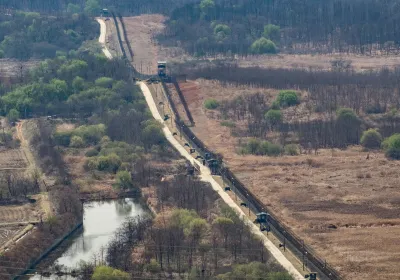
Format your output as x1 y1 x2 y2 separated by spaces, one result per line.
98 18 304 280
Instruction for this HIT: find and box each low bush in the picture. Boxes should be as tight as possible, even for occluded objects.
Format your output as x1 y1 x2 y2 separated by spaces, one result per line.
360 129 382 149
382 133 400 159
242 138 282 156
69 135 85 148
85 148 99 157
204 98 220 110
276 90 299 107
220 121 236 128
284 144 299 155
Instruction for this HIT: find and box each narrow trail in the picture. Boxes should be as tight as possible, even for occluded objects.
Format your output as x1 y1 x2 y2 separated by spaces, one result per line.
16 121 33 172
99 19 304 280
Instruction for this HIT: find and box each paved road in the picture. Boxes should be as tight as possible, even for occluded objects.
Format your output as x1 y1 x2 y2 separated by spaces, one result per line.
98 20 304 280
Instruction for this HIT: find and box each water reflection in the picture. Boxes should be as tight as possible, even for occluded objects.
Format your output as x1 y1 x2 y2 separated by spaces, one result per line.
29 198 145 279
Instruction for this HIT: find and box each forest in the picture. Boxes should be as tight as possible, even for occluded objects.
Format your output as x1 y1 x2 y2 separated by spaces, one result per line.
0 11 98 59
157 0 400 55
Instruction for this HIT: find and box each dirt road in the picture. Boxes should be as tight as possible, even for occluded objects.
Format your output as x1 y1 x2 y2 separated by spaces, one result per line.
96 18 113 59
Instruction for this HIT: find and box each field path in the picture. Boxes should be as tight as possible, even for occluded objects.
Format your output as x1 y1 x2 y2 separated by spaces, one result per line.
99 19 304 279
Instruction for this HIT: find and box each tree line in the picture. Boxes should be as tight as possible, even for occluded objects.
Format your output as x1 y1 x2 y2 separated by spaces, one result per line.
157 0 400 55
0 10 98 60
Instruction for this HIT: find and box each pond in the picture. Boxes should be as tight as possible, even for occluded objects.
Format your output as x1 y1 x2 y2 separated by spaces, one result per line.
29 198 146 279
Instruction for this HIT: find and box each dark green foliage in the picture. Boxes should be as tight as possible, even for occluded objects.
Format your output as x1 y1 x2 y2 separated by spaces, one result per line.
6 109 20 123
141 121 166 149
276 91 299 107
250 38 277 54
85 148 99 157
360 129 382 149
382 134 400 160
265 109 282 127
336 108 362 146
241 138 282 156
263 24 280 41
0 11 97 60
115 170 133 190
53 124 105 147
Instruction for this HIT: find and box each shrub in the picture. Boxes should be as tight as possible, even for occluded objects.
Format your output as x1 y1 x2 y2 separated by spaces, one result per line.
115 170 133 190
250 38 277 54
246 138 261 154
97 153 121 173
276 90 299 107
69 135 85 148
284 144 299 155
85 148 99 157
85 158 99 171
146 259 161 273
92 266 129 280
336 107 358 122
95 77 114 88
7 109 20 123
360 129 382 149
265 109 282 126
268 143 283 156
243 139 282 156
220 121 236 128
382 133 400 159
53 131 72 146
73 124 106 145
204 98 220 110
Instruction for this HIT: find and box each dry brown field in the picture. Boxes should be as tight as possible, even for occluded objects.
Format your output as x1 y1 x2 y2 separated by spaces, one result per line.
123 14 400 279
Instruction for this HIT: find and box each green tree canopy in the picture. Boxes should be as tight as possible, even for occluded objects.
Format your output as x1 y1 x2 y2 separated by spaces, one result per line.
116 170 133 190
263 24 280 41
276 90 299 107
360 129 382 149
250 38 277 54
382 134 400 160
67 3 81 14
84 0 101 16
7 109 20 123
265 109 282 127
91 266 129 280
